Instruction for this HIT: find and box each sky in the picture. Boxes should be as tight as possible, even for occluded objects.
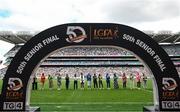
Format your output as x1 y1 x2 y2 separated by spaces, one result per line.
0 0 180 65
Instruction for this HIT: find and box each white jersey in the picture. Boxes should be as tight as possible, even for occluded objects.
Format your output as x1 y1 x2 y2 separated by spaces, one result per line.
74 76 78 81
80 75 85 82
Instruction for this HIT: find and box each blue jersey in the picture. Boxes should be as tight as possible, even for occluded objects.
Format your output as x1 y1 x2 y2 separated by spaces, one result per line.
106 74 110 81
87 74 91 81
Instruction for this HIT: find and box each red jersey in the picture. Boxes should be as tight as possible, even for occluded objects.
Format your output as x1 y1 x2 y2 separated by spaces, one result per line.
41 73 46 83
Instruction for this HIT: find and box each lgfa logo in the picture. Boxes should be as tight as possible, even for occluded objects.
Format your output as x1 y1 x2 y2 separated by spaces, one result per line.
66 26 87 43
162 78 177 91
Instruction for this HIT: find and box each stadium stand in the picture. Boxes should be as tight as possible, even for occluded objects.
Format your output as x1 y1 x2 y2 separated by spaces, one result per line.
4 45 21 58
0 67 7 78
35 67 148 78
0 31 180 78
152 31 172 43
159 32 180 43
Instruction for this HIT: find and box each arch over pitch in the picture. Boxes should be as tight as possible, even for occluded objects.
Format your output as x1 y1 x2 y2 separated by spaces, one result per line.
0 23 180 111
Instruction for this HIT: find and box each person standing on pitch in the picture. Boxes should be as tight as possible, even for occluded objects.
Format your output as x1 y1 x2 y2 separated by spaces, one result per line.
57 73 62 90
122 73 127 88
32 74 38 90
74 74 78 90
106 73 111 89
48 75 53 90
113 73 119 89
93 73 98 89
142 73 148 89
65 74 70 90
87 73 92 89
136 72 141 89
98 74 103 89
129 73 134 89
40 73 46 90
80 73 85 89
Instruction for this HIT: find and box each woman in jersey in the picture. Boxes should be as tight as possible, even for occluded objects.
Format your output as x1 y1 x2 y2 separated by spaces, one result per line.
48 75 53 90
65 74 70 90
32 74 38 90
93 73 98 89
98 74 103 89
129 73 134 89
122 73 127 88
136 72 141 89
56 73 62 90
113 73 119 89
106 73 111 89
74 74 78 90
40 73 46 90
142 73 148 89
87 73 92 89
80 73 85 89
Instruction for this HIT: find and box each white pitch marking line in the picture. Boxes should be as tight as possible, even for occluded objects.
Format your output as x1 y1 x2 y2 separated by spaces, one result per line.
32 102 153 105
141 89 153 93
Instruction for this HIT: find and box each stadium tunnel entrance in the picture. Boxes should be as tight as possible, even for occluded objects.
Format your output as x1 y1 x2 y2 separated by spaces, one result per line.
0 23 180 111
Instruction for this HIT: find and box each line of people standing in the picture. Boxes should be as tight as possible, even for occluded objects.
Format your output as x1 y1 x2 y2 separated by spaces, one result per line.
32 72 148 90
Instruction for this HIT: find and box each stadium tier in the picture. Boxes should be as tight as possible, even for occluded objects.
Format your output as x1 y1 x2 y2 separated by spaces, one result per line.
0 31 180 77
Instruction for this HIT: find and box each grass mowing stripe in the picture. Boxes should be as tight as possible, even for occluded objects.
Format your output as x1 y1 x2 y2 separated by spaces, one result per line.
27 79 154 111
30 88 153 111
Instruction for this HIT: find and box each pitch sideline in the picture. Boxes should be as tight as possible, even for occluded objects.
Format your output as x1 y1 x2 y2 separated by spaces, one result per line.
31 102 153 105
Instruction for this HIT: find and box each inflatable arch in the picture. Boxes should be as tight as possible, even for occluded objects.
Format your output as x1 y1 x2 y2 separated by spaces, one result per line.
0 23 180 111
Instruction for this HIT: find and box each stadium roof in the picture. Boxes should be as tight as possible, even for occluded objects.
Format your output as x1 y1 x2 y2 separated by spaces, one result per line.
0 31 180 44
0 31 38 44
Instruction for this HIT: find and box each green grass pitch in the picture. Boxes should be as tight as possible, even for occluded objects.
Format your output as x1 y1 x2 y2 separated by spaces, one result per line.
0 79 154 111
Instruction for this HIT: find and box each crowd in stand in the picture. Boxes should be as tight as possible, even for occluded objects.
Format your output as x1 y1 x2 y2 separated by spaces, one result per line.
41 61 141 65
52 46 180 56
51 46 131 56
31 70 148 90
1 66 180 79
35 67 148 78
0 46 180 78
162 45 180 56
4 45 180 57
